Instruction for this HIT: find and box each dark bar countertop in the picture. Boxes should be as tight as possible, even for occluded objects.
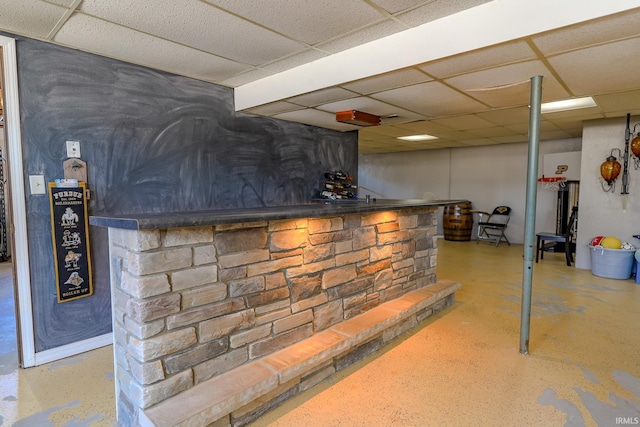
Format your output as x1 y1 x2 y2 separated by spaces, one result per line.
89 199 467 230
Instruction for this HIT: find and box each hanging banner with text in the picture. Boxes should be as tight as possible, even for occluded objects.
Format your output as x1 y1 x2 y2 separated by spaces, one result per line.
48 182 93 302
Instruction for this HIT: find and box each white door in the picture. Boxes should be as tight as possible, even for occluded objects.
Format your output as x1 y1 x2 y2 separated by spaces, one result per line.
1 35 36 367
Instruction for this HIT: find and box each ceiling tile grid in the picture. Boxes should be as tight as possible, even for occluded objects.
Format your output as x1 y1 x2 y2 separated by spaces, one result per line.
313 19 409 54
1 1 639 153
340 68 433 95
418 40 537 79
286 87 360 108
395 0 494 27
52 14 251 82
205 0 388 45
371 81 488 117
547 37 640 96
0 0 68 39
531 7 640 55
78 0 308 65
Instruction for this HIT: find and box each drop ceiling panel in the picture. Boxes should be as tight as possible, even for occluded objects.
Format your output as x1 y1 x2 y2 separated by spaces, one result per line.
531 8 640 55
381 146 415 152
505 120 564 134
392 121 457 134
436 130 484 141
371 81 486 116
273 109 358 131
444 60 570 106
369 0 427 15
393 143 431 152
594 89 640 114
0 0 67 39
219 69 275 87
315 20 408 54
260 48 330 73
460 138 504 146
78 0 306 65
380 114 428 126
603 108 640 118
475 107 530 125
463 83 535 109
453 140 491 147
493 135 529 144
341 68 432 95
543 117 587 130
359 141 391 150
360 126 418 138
287 87 359 108
206 0 387 45
401 140 450 149
48 0 77 5
396 0 493 27
53 14 251 82
540 109 604 121
539 129 573 140
548 37 640 96
468 126 518 138
244 101 303 117
419 41 536 79
429 114 495 131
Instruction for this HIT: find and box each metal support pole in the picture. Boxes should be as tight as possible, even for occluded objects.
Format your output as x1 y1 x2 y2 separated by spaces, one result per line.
520 75 543 355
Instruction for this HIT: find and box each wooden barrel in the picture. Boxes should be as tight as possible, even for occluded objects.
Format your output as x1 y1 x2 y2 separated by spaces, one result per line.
443 202 473 241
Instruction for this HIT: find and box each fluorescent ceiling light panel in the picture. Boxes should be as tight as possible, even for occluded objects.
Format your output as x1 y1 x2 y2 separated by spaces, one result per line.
397 134 439 141
540 96 596 114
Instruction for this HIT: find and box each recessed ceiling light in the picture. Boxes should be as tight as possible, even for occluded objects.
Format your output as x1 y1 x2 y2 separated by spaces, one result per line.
397 134 438 141
540 96 597 114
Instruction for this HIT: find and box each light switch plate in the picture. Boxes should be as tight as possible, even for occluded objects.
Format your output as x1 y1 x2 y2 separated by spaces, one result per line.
29 175 46 195
66 140 81 158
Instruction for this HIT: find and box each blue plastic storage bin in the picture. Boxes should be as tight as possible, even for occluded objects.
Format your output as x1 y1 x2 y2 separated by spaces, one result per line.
589 246 635 280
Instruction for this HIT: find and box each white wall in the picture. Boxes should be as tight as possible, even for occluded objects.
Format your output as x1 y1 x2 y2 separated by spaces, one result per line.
359 138 582 244
576 116 640 269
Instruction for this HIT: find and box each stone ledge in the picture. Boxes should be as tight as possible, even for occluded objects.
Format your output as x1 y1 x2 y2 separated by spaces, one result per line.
140 279 461 427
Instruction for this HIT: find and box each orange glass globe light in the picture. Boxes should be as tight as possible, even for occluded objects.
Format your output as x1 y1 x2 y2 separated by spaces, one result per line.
600 156 621 183
631 135 640 158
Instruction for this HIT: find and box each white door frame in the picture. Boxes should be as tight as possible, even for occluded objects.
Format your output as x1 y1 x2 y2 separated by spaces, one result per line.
1 35 36 367
2 35 113 367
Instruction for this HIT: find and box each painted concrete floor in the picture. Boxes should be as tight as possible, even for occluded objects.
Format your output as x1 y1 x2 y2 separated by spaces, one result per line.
250 240 640 427
0 240 639 426
0 261 116 427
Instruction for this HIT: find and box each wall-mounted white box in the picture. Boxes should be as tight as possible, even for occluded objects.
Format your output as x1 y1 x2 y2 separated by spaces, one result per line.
66 140 81 158
29 175 46 195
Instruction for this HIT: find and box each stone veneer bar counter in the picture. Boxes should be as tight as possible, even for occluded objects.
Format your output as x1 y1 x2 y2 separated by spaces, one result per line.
90 199 464 427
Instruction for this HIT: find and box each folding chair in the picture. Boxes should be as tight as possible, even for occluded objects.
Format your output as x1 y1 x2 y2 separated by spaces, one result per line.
536 206 578 266
476 206 511 247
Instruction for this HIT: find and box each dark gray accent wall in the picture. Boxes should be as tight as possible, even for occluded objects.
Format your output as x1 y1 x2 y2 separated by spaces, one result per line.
13 36 357 352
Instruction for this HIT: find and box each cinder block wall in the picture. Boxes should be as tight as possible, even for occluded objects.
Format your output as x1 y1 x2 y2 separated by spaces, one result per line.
108 208 437 419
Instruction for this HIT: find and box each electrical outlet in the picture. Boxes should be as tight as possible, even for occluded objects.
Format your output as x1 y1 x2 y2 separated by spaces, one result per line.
29 175 46 195
66 140 81 158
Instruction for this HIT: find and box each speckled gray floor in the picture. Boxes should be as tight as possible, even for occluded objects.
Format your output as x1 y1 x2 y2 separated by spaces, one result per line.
0 262 115 426
1 241 639 427
250 240 640 427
